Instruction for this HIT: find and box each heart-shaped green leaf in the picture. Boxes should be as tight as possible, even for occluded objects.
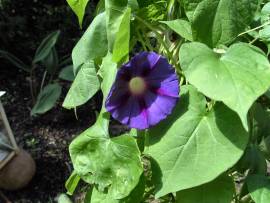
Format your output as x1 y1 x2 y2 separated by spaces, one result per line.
181 0 259 47
161 19 193 41
63 60 100 109
105 0 129 51
59 65 75 82
98 54 118 103
247 175 270 203
180 42 270 130
261 2 270 24
146 85 248 197
112 7 131 63
176 174 234 203
72 12 108 74
88 175 145 203
236 145 267 175
70 127 143 199
66 0 89 27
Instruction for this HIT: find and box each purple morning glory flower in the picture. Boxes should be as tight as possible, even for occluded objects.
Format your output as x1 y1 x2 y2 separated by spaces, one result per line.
105 52 180 130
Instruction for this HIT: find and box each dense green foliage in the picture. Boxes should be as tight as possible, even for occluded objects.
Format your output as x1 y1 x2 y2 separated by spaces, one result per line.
2 0 270 202
63 0 270 202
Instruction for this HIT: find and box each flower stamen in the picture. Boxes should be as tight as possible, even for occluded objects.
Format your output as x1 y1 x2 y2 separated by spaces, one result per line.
129 77 146 95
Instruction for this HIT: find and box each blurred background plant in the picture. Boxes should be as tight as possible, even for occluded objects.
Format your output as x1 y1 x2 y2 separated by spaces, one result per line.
0 0 99 116
1 30 75 116
4 0 270 202
0 0 83 56
0 0 101 202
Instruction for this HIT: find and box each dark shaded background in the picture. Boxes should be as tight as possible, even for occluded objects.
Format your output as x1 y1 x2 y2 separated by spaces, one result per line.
0 0 93 58
0 0 111 202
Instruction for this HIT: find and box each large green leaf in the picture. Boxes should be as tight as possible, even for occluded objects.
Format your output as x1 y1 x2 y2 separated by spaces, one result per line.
94 0 138 16
161 19 193 41
88 175 145 203
259 2 270 55
176 174 234 203
146 85 248 198
258 24 270 55
237 145 267 175
261 2 270 24
259 26 270 42
180 42 270 130
89 187 119 203
128 0 138 11
63 60 100 109
33 30 60 63
112 7 131 63
31 83 62 116
70 129 143 199
252 103 270 142
59 65 75 81
97 53 118 131
180 0 199 21
247 175 270 203
72 12 108 73
260 136 270 160
182 0 259 47
66 0 89 27
98 54 117 104
105 0 129 51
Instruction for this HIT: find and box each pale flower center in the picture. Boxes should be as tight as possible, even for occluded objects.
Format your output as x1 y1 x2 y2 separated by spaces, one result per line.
129 77 146 95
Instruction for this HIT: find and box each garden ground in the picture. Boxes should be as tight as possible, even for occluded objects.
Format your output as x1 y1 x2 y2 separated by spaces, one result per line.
0 66 128 203
0 66 94 202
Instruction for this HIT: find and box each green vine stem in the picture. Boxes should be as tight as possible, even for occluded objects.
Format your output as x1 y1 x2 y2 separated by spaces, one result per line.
136 29 148 51
238 21 270 37
134 15 178 67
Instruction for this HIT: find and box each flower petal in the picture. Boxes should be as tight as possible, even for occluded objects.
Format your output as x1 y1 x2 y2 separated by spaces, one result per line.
105 81 130 112
148 73 179 98
129 98 149 129
109 96 149 129
144 90 178 127
145 56 175 82
129 52 161 76
105 51 180 130
109 96 134 125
